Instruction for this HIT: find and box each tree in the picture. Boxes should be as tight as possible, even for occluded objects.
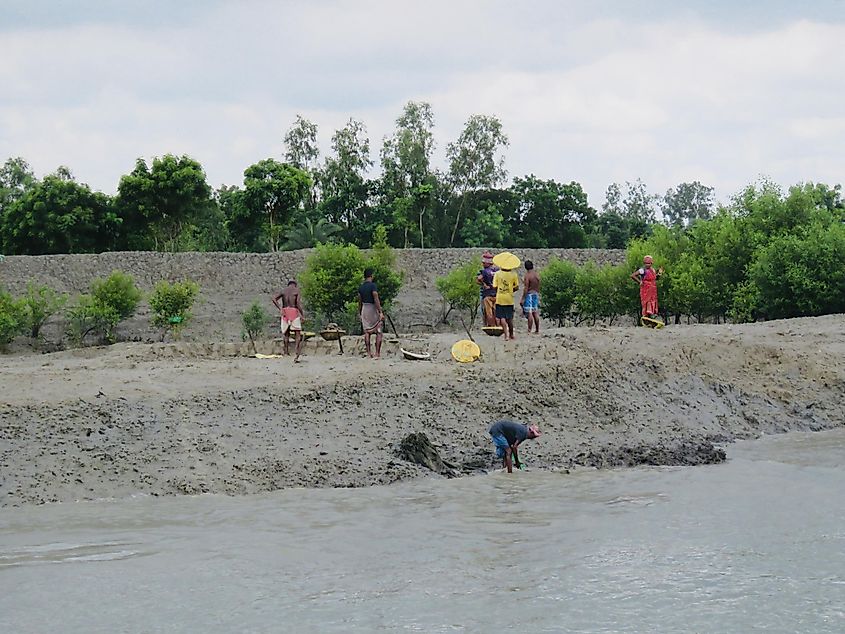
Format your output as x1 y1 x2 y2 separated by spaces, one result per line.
597 180 658 247
284 115 321 211
284 115 320 172
116 154 214 251
237 159 311 252
662 181 715 227
505 176 596 248
1 168 119 254
0 157 37 226
380 101 437 247
749 221 845 319
460 202 505 248
319 118 373 241
446 114 509 245
282 218 341 250
622 179 657 238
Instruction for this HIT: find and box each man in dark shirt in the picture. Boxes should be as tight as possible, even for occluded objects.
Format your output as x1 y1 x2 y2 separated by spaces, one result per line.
488 420 541 473
358 268 384 359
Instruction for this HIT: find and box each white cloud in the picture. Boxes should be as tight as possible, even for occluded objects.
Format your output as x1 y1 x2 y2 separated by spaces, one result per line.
0 1 843 207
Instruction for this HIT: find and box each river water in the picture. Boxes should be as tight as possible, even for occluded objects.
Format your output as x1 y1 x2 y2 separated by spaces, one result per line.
2 430 844 633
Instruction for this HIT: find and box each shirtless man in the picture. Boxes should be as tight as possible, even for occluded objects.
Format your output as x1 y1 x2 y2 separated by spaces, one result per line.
272 280 305 361
520 260 541 334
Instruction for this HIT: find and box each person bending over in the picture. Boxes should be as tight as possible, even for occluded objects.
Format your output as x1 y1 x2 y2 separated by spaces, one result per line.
488 420 541 473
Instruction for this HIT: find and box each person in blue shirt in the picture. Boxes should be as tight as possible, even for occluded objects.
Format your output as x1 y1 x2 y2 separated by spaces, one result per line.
488 420 541 473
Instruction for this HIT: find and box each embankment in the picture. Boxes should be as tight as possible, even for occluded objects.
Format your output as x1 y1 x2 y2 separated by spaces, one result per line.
0 248 624 342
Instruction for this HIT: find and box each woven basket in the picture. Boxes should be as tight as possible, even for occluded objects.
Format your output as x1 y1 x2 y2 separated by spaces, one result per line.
320 329 346 341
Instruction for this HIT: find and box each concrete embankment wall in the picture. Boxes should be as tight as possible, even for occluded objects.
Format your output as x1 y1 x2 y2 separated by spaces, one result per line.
0 248 625 342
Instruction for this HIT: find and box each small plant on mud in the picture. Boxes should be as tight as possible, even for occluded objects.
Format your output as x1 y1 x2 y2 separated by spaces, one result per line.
241 301 270 354
149 280 200 338
91 271 142 320
436 257 481 327
65 271 142 346
0 290 26 350
65 295 121 346
21 283 68 338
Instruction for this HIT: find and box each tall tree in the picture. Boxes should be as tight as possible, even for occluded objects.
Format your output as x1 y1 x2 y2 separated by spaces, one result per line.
622 179 657 237
505 176 595 248
116 154 214 251
283 115 320 210
1 167 118 254
319 118 373 240
380 101 436 248
0 157 38 252
446 114 509 245
662 181 715 227
239 159 311 252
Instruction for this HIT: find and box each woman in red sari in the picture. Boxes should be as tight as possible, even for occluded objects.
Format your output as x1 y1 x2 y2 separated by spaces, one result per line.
631 255 664 319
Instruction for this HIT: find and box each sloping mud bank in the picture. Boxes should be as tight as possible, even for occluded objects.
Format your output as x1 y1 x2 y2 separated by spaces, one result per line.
1 315 843 505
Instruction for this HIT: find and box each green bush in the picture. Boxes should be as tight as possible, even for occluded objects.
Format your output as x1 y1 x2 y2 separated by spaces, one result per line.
538 258 578 325
0 290 26 348
436 257 481 326
65 295 121 346
574 263 627 325
149 280 200 331
241 301 270 352
63 270 141 346
300 238 403 324
665 253 708 321
749 222 845 319
728 280 760 323
21 283 68 338
91 270 142 320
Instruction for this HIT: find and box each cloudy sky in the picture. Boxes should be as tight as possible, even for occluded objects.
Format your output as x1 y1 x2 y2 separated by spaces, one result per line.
2 0 844 207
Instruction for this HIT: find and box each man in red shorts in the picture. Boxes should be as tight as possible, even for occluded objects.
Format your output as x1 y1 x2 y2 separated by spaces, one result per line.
272 280 305 362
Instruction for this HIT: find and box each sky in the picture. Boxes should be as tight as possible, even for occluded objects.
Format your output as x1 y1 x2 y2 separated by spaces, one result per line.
2 0 844 208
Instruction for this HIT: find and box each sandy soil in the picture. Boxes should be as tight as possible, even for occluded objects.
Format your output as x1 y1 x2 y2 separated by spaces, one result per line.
1 315 844 506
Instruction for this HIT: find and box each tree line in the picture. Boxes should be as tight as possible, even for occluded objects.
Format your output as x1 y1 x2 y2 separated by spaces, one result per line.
437 180 844 325
1 101 722 255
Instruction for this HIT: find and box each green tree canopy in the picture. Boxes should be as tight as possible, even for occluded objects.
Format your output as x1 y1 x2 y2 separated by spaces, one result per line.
505 176 596 248
1 168 119 254
446 114 509 245
231 159 312 252
116 154 214 251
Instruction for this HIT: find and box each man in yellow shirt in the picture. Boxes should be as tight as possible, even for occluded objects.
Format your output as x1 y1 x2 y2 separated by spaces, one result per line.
492 252 521 340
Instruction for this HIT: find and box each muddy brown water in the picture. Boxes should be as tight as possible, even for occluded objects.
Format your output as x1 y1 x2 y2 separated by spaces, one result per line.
2 430 844 633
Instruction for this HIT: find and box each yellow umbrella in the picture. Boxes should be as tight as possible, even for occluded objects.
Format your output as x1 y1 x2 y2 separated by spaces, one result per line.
451 339 481 363
492 251 520 270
